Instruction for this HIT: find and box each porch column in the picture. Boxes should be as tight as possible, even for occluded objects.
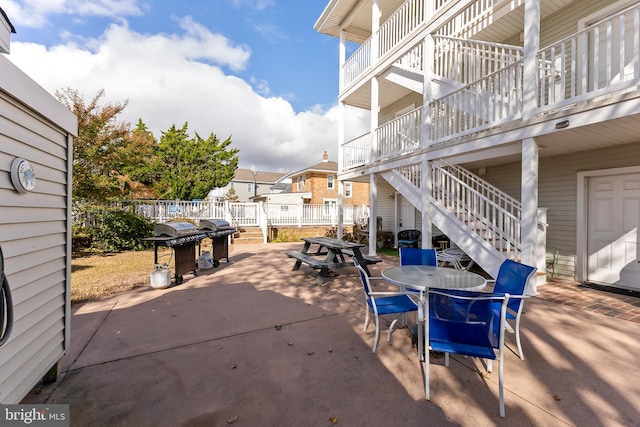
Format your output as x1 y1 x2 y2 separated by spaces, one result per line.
371 76 380 161
337 30 346 238
423 34 434 148
337 180 344 239
421 159 433 248
339 30 346 94
371 0 380 64
523 0 541 119
369 173 378 255
521 137 539 293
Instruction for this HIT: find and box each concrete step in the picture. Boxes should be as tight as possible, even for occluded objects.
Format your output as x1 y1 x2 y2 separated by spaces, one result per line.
233 227 264 244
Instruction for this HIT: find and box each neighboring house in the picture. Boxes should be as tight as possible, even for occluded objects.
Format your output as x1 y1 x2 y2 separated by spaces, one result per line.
1 8 77 403
208 168 288 202
289 151 370 207
315 0 640 291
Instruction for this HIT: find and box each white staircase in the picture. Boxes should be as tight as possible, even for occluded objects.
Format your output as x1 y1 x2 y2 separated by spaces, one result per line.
382 161 545 280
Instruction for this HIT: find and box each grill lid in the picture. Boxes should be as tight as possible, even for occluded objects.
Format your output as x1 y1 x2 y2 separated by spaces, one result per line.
199 219 232 231
155 221 197 237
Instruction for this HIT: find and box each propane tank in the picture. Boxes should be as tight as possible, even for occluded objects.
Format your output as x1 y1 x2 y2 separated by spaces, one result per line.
150 263 171 289
198 251 214 269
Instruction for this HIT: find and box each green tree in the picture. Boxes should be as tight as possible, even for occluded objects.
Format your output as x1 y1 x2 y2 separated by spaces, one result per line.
157 123 239 200
56 88 133 201
57 89 163 200
119 119 163 198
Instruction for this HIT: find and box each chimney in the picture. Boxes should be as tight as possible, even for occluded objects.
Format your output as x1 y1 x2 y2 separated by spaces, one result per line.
322 151 328 162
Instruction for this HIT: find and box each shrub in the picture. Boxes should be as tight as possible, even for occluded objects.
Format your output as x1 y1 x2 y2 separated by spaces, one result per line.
72 225 93 252
90 209 154 252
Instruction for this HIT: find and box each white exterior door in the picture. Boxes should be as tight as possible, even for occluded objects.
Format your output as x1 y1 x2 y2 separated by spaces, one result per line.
398 195 416 231
587 173 640 290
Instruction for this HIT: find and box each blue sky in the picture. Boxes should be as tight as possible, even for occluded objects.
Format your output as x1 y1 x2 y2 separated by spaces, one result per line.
2 0 368 172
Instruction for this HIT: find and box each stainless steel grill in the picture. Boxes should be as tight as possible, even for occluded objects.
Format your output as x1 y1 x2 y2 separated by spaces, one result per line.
155 221 198 237
144 222 207 285
198 219 236 265
198 219 235 235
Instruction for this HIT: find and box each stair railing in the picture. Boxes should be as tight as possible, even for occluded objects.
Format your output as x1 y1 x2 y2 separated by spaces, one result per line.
431 161 521 260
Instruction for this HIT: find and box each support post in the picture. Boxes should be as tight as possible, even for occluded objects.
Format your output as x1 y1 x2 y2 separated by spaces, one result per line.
521 137 539 293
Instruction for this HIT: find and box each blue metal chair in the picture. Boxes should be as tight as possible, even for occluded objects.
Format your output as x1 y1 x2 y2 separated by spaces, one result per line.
399 247 437 266
429 289 523 417
353 260 418 353
439 259 536 360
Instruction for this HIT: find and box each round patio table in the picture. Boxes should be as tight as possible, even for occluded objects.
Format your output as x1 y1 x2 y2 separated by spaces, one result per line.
382 265 487 400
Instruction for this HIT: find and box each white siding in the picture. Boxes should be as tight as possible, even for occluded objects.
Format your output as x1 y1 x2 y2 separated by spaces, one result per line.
478 141 640 280
0 54 75 403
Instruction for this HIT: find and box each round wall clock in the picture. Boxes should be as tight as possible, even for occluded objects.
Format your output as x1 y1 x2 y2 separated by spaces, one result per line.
10 158 36 193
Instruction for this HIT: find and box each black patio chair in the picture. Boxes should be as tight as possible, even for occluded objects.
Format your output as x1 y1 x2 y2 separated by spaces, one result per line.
397 229 421 248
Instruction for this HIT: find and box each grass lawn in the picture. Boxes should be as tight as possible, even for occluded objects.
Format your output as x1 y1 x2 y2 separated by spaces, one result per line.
376 247 399 257
71 249 167 304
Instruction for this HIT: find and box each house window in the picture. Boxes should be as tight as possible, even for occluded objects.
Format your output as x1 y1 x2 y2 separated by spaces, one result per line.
247 183 252 193
327 174 335 189
295 175 306 191
323 199 337 216
345 182 352 198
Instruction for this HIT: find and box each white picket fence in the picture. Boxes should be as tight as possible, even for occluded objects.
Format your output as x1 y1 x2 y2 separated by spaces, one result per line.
77 200 368 229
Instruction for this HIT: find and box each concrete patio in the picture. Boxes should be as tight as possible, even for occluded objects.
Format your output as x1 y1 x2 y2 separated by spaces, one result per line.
23 243 640 426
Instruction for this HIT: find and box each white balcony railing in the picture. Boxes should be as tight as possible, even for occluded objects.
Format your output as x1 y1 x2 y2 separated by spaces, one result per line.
342 132 372 170
396 42 424 72
537 3 640 113
378 106 423 159
433 35 523 86
342 0 509 90
378 0 427 58
430 60 524 143
436 0 503 38
343 38 372 87
342 0 429 88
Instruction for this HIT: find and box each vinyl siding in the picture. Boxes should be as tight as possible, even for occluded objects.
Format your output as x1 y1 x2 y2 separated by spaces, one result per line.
478 141 640 280
0 54 75 403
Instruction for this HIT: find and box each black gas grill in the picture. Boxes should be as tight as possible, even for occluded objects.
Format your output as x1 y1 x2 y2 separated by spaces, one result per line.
143 222 207 285
198 219 236 266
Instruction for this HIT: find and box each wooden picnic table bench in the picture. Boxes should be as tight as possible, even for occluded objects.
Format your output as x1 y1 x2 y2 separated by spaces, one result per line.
340 248 382 265
286 236 377 284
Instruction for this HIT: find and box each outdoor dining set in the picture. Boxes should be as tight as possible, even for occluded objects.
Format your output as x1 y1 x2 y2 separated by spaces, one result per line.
287 237 537 418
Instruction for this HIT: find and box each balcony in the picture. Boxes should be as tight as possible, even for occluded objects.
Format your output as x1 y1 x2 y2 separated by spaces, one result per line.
341 3 640 170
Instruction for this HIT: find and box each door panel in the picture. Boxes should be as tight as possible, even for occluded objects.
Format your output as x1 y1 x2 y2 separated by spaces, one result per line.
587 173 640 290
398 195 416 231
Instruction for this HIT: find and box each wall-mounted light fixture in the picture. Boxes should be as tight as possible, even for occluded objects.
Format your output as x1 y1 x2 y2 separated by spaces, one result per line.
555 119 570 129
478 167 487 176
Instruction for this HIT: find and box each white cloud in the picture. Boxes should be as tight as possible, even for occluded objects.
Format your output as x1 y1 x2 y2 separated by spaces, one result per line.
2 0 144 28
229 0 274 12
5 20 368 172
